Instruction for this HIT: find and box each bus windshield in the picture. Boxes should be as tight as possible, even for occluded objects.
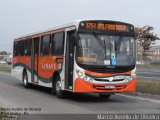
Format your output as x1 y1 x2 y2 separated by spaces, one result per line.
77 33 136 67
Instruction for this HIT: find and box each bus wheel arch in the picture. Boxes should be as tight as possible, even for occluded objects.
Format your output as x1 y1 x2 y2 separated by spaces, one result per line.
51 71 65 98
51 71 59 94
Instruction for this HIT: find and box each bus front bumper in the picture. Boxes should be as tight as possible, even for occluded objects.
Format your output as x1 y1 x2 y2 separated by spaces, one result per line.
74 78 136 93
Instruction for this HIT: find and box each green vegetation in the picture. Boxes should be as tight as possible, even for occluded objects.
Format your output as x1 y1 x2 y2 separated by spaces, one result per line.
0 65 11 73
135 25 160 54
137 78 160 95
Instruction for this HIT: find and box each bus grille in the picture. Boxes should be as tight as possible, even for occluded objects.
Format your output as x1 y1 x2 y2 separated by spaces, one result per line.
94 78 124 82
93 84 126 90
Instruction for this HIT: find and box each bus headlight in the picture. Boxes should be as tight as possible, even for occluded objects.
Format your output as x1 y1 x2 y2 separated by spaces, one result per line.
76 69 84 77
125 76 131 82
76 69 94 83
131 73 136 79
131 68 136 79
125 74 136 82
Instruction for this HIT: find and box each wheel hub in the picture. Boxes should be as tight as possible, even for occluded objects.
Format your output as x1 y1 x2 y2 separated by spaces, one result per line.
56 81 61 92
24 77 27 85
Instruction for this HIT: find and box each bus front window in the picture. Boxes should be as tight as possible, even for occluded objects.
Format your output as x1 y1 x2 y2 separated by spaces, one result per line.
77 33 136 67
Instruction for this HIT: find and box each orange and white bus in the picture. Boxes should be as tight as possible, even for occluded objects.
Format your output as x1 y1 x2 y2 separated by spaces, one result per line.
12 20 136 98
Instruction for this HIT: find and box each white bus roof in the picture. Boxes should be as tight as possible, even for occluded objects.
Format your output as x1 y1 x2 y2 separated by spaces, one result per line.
15 20 82 40
15 19 133 40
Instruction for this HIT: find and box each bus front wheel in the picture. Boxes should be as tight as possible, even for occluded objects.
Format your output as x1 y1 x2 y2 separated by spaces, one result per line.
23 71 30 88
98 93 111 99
54 76 65 99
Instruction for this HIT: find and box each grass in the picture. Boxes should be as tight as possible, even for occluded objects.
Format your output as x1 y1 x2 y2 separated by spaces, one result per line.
136 78 160 95
0 65 11 73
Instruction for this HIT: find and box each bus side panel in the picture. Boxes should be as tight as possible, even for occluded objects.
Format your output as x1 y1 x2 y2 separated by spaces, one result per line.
12 65 23 81
37 56 64 88
12 56 32 82
12 55 64 88
37 56 54 88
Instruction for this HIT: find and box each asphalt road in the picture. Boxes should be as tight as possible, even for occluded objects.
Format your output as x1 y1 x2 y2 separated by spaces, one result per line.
137 71 160 79
0 72 160 119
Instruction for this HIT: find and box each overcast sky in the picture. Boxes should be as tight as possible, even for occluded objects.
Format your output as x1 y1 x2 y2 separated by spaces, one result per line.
0 0 160 53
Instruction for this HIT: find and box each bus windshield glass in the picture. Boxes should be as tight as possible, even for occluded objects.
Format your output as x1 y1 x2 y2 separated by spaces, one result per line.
77 33 136 66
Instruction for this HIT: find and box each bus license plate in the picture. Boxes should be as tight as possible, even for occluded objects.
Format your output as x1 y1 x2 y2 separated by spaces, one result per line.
105 85 115 89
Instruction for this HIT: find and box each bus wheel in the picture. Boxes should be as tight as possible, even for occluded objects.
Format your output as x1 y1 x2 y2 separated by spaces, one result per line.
98 93 111 99
55 76 65 99
23 71 30 88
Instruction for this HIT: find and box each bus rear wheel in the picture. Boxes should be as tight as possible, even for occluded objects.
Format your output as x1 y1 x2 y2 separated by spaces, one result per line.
98 93 111 99
23 71 30 88
54 76 65 99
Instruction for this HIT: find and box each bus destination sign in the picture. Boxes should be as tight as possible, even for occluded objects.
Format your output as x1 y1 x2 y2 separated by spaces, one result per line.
79 21 134 32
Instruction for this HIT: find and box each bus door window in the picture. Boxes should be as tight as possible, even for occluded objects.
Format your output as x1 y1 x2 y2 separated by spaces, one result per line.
65 30 75 90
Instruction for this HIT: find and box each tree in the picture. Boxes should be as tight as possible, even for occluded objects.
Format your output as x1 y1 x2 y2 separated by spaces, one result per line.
0 51 7 55
135 25 160 54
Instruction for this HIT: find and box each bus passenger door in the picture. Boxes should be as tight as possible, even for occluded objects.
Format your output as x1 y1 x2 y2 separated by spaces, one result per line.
31 37 39 83
65 30 75 90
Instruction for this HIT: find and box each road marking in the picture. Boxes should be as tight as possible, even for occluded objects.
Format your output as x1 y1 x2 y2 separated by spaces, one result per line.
118 94 160 104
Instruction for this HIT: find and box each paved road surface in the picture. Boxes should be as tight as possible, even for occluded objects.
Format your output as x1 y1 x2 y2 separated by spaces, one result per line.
137 71 160 80
0 72 160 117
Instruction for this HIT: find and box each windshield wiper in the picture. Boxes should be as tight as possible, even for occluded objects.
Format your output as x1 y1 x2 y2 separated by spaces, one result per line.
93 32 107 60
93 32 105 49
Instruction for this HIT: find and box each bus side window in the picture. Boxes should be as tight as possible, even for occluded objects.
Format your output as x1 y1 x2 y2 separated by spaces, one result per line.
25 39 32 56
13 41 19 56
18 40 25 56
52 32 64 56
41 35 51 55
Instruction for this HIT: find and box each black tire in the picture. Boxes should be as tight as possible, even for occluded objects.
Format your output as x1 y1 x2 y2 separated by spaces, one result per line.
54 76 65 99
51 80 56 94
23 71 30 88
98 93 111 99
